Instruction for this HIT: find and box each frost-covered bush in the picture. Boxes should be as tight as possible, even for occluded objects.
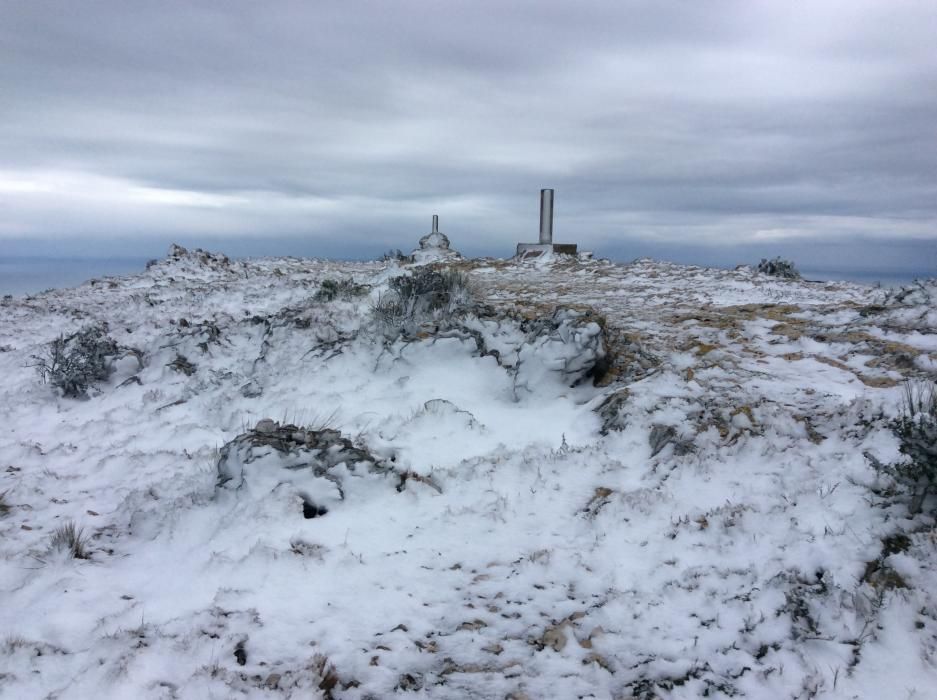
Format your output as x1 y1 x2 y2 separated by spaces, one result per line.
882 279 935 307
889 381 937 514
374 268 473 336
380 249 410 262
757 257 801 279
31 323 119 398
314 277 369 302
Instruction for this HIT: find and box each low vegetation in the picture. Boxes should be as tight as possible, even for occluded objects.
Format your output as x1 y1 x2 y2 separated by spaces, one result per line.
373 267 473 336
314 277 370 302
889 381 937 515
49 520 90 559
31 323 119 398
757 257 801 279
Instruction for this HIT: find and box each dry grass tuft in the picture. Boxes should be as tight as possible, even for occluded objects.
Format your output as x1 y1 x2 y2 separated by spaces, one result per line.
49 520 90 559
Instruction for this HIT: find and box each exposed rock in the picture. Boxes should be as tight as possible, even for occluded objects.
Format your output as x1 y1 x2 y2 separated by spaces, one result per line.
539 622 568 651
239 380 263 398
167 353 196 376
168 243 188 258
163 243 231 269
596 389 630 434
649 424 695 458
254 418 277 434
396 673 423 691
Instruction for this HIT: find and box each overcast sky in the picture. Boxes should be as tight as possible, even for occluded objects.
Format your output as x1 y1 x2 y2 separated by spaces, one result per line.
1 1 935 271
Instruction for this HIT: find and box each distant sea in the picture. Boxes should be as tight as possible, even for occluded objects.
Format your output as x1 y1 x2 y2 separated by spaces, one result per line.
0 257 931 297
0 258 151 297
797 269 931 288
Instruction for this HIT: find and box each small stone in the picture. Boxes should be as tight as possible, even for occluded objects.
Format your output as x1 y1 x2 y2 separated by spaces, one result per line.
240 381 263 398
541 623 567 651
586 652 613 672
396 673 423 691
264 673 281 689
254 418 277 434
459 619 487 631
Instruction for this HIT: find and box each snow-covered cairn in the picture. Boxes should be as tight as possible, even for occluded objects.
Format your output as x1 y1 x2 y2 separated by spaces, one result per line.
409 216 462 263
216 419 393 518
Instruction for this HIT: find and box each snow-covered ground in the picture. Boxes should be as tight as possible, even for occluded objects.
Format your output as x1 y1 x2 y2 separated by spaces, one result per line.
1 247 935 699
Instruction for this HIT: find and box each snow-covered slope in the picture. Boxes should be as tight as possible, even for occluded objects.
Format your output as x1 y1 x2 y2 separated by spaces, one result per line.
1 248 935 699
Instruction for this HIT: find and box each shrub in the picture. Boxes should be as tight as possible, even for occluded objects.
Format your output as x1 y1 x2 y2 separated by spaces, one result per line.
49 520 89 559
314 278 369 302
757 257 801 279
381 249 410 262
889 381 937 514
31 323 119 398
373 268 473 336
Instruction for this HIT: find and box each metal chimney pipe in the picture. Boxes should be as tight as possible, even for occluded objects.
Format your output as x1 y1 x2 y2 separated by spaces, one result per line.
539 189 554 245
432 215 439 233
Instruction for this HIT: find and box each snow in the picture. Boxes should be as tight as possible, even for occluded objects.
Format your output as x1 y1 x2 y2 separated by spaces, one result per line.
1 247 936 698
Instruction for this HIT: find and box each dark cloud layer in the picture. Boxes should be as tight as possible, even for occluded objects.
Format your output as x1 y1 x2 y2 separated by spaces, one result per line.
1 1 935 271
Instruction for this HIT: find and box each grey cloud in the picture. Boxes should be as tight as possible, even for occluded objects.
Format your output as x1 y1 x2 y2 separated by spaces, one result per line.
0 0 935 272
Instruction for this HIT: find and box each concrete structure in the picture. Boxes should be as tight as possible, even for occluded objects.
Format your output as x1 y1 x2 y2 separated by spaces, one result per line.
516 189 578 258
539 188 554 244
412 215 462 262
